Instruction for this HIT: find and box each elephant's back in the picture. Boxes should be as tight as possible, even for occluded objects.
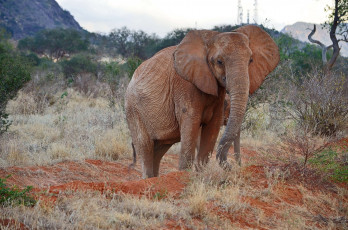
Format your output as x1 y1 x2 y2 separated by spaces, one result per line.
131 46 176 81
126 46 176 100
125 46 179 140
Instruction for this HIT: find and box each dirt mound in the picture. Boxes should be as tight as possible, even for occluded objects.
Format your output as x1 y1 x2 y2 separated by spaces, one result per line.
0 159 189 204
0 159 141 189
46 171 188 198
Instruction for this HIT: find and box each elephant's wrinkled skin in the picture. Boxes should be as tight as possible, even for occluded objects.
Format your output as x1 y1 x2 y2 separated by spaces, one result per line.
125 25 279 178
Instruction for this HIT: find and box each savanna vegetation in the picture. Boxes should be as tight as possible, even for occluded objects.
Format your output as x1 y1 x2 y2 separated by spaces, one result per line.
0 1 347 228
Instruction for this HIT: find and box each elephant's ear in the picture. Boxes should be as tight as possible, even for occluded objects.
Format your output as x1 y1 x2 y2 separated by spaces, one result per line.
236 25 280 94
174 30 219 96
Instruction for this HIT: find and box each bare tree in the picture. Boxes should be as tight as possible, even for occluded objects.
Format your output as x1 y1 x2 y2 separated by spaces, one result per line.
308 0 348 70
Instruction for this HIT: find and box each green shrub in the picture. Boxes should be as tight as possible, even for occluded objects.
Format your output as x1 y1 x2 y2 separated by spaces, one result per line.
126 57 142 78
0 175 36 207
103 61 121 89
60 54 97 79
0 34 31 134
104 61 120 80
24 52 41 66
18 28 89 61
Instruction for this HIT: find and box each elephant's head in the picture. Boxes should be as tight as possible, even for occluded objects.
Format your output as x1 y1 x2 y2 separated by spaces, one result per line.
174 25 279 165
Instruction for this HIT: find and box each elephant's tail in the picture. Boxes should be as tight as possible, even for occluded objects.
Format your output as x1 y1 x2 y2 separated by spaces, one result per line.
128 143 136 170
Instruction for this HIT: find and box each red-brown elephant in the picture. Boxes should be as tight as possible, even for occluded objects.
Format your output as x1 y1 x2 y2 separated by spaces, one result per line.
125 25 279 178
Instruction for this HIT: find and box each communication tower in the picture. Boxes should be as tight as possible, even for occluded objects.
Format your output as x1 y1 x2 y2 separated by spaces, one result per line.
247 10 250 24
237 0 243 25
253 0 258 24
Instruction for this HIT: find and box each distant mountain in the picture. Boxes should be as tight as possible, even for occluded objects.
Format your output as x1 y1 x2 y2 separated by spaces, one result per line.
0 0 83 39
282 22 348 57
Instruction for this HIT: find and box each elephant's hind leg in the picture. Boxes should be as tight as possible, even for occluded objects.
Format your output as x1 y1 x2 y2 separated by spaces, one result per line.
128 116 155 178
153 143 172 177
134 137 154 178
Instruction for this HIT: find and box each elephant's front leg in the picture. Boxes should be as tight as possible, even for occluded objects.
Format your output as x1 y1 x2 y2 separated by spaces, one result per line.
179 118 201 170
197 114 223 166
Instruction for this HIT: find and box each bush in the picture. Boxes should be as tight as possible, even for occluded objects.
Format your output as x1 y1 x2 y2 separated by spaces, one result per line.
24 52 41 66
286 70 348 136
0 175 36 207
103 61 121 104
0 34 31 134
60 54 97 79
104 61 120 85
281 128 328 170
126 57 142 78
18 28 89 61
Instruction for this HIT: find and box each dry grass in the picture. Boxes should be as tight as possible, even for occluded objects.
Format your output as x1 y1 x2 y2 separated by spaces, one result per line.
95 129 130 161
6 91 38 115
0 190 192 229
186 161 249 222
1 87 132 167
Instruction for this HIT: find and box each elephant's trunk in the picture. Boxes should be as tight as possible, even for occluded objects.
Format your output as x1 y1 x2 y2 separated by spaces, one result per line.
216 66 249 165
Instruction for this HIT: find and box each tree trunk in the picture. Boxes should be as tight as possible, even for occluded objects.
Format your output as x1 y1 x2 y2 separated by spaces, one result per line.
326 0 341 70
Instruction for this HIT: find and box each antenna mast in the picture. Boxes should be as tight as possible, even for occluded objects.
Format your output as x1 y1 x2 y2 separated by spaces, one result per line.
247 10 250 24
253 0 258 24
237 0 243 25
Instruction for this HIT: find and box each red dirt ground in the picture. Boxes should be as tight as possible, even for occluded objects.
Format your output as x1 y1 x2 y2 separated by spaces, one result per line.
1 140 347 229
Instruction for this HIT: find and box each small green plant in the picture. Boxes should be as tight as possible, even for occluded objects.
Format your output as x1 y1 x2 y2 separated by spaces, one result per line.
60 91 68 99
153 190 167 200
0 175 36 206
0 113 12 133
126 57 142 78
309 148 348 182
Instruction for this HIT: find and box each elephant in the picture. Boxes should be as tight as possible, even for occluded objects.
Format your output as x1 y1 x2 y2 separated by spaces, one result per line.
125 25 279 178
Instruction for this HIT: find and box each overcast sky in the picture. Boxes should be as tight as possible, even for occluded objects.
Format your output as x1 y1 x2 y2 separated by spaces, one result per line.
56 0 332 37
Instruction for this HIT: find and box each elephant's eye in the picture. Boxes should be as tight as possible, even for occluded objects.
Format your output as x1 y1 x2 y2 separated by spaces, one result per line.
249 57 253 65
217 59 224 66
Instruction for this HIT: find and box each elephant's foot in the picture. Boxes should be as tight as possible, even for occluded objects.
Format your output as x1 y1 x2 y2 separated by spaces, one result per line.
179 154 194 171
179 163 193 171
234 152 242 166
142 164 155 178
219 160 233 171
142 173 155 179
193 160 207 172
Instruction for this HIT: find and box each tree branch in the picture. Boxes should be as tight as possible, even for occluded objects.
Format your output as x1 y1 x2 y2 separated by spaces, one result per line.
308 25 326 48
308 24 330 64
326 0 341 71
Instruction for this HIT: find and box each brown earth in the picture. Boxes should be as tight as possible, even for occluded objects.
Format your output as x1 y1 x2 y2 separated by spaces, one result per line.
1 140 347 229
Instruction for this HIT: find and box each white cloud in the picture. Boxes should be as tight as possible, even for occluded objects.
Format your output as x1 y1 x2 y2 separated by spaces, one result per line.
56 0 332 37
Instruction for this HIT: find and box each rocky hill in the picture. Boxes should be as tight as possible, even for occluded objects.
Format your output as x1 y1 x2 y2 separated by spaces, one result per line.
0 0 83 39
282 22 348 57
